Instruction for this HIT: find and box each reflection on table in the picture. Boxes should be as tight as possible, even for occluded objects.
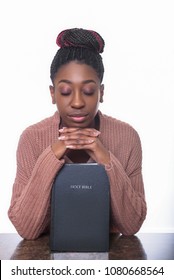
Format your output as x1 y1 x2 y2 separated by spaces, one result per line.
0 233 174 260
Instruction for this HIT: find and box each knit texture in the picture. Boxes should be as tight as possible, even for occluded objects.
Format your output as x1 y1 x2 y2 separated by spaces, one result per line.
8 111 147 239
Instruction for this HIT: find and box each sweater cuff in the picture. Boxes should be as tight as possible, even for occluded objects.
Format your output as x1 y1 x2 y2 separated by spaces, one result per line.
104 151 114 171
33 145 65 182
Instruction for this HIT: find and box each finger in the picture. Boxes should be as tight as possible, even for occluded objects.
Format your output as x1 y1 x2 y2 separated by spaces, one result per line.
64 138 95 146
66 142 95 149
59 127 80 133
59 128 100 138
58 132 97 141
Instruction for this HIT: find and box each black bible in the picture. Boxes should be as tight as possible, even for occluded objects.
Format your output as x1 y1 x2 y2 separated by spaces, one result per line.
50 163 110 252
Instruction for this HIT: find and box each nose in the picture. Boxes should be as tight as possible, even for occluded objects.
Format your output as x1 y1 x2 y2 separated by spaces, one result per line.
71 91 85 109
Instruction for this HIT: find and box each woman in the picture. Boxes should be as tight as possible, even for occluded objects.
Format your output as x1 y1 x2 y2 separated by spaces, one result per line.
8 28 147 239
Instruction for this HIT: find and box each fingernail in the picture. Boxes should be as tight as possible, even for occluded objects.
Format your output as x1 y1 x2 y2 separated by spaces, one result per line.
93 131 101 136
58 136 65 140
66 145 74 149
88 139 95 143
59 127 66 132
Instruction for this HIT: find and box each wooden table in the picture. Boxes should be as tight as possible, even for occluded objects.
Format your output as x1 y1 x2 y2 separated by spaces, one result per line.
0 233 174 260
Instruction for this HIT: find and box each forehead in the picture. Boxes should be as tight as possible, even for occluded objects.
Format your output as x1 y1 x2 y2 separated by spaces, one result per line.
54 61 100 84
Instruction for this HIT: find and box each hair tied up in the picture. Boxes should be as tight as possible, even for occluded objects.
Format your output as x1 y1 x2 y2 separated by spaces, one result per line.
56 28 105 54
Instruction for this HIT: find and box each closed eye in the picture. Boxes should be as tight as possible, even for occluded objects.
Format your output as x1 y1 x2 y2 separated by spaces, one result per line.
60 91 71 96
83 90 95 96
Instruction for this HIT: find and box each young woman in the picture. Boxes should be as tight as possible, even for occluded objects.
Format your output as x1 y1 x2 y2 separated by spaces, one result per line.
8 28 147 239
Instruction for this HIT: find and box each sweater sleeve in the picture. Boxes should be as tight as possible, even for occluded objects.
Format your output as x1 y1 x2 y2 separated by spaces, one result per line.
105 131 147 236
8 130 65 240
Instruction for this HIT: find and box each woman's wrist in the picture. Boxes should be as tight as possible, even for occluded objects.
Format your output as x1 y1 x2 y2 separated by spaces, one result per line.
51 141 66 159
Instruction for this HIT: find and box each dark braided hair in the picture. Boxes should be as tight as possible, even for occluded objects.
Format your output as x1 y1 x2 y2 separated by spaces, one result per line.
50 28 105 83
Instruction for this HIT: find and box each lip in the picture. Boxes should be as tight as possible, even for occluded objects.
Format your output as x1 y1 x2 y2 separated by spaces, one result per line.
68 113 88 123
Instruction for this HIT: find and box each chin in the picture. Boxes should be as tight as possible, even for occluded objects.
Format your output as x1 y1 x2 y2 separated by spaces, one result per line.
72 123 90 128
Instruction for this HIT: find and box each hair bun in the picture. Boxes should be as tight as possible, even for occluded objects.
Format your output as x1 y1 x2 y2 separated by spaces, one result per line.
56 28 104 54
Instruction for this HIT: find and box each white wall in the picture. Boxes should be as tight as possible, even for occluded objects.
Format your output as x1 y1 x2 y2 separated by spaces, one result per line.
0 0 174 233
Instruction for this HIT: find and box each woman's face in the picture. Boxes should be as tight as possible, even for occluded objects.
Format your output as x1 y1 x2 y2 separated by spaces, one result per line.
50 61 104 128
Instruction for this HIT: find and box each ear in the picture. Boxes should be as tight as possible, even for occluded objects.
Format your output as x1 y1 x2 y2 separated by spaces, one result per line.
49 85 56 104
99 84 104 103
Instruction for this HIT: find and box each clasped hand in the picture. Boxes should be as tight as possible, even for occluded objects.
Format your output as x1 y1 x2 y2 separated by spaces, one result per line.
52 127 110 166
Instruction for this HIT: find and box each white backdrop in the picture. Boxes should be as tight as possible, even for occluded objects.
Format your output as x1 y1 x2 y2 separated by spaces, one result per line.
0 0 174 233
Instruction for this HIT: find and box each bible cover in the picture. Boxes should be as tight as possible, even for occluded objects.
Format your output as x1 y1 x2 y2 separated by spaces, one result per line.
50 163 110 252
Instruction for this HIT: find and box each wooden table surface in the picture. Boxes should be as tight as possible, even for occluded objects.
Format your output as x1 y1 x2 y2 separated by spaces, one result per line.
0 232 174 260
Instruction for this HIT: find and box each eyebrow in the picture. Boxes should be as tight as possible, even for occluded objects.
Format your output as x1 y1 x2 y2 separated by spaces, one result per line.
58 79 96 85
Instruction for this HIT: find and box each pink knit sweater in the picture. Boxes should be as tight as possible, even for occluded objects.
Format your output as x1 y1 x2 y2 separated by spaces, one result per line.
8 110 146 239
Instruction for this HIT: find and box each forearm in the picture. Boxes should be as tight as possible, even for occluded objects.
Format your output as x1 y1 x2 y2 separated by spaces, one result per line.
105 152 147 235
8 146 65 239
